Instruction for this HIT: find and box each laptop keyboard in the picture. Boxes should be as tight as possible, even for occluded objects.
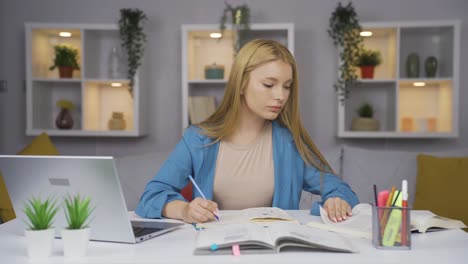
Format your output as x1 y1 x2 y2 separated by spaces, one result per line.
132 226 164 237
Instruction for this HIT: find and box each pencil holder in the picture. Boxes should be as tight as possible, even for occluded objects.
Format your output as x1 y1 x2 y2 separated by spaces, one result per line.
372 206 411 250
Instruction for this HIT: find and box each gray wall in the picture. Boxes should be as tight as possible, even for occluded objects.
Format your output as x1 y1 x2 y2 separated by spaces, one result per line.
0 0 467 157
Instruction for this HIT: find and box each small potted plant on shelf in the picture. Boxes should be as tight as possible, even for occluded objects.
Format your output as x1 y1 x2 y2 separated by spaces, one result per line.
328 2 363 103
219 2 251 53
23 195 60 258
49 44 80 78
351 102 380 131
61 193 94 257
55 99 75 130
355 48 382 79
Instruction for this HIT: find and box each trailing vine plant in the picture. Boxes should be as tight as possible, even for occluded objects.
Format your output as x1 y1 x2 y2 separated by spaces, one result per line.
328 2 363 103
119 8 147 95
219 2 251 53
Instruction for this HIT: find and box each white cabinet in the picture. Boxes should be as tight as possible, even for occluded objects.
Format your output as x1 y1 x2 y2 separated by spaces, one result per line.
25 23 148 137
181 23 294 131
338 20 460 138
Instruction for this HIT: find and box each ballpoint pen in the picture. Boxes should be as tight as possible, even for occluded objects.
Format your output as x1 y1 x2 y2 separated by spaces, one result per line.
188 175 220 221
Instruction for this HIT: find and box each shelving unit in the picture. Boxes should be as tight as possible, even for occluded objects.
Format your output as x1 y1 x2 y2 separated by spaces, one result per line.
338 20 460 138
25 23 148 137
181 23 294 131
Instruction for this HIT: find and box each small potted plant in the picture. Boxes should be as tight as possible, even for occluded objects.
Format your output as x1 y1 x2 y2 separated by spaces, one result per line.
351 102 380 131
55 99 75 129
219 2 251 53
355 48 382 79
49 44 80 78
61 193 94 257
23 195 60 258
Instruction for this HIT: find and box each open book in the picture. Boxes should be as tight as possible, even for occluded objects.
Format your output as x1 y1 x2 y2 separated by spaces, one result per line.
306 203 467 239
198 207 296 228
194 221 357 255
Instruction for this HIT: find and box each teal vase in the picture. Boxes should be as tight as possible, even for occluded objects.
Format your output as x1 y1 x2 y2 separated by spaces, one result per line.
406 53 420 78
425 56 438 78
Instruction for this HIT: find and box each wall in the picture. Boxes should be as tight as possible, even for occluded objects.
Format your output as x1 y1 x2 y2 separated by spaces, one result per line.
0 0 467 158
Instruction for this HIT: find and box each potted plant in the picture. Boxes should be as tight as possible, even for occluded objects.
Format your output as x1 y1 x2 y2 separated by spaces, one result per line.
351 102 380 131
355 48 382 79
118 8 147 95
55 99 75 129
49 44 80 78
61 193 94 257
23 195 60 257
328 2 363 103
219 2 251 53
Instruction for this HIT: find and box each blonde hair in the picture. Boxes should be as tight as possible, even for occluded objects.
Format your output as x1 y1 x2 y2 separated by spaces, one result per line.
197 39 333 173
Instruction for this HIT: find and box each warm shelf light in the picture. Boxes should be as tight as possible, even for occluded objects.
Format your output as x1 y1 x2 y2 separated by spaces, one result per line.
210 33 222 39
360 31 373 37
413 82 426 87
59 32 72 37
111 82 122 87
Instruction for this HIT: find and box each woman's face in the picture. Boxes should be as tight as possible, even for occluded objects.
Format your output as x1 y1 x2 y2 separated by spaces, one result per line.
241 60 292 121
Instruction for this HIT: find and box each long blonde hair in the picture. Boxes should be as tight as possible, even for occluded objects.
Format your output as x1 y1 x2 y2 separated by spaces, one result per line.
197 39 333 173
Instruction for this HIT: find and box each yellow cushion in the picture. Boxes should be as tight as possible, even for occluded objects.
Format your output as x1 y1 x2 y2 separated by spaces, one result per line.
0 133 59 223
413 154 468 230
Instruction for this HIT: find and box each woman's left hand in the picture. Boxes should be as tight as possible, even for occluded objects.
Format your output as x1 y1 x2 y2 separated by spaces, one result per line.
323 197 352 222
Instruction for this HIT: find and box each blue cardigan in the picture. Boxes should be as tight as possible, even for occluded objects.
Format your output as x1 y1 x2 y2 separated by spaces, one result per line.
135 121 359 218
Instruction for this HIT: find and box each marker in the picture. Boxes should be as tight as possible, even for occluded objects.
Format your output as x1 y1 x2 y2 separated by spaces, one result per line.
188 175 220 221
402 180 408 246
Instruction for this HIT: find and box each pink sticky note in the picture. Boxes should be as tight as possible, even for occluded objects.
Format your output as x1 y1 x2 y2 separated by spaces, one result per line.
232 244 241 256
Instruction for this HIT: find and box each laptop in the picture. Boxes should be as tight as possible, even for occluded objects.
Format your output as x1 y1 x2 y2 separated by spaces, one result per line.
0 155 184 243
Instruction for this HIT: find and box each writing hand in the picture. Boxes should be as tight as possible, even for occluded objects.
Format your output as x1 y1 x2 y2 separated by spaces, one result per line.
324 197 352 223
182 197 219 223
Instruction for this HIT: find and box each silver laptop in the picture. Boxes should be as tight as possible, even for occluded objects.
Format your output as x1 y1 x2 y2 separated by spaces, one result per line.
0 155 184 244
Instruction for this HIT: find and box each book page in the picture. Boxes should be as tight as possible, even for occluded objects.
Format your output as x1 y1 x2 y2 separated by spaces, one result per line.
411 210 467 233
306 203 372 239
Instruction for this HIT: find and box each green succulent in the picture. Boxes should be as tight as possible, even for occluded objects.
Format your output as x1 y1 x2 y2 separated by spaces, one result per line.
356 102 374 118
63 194 94 230
49 44 80 71
356 48 382 67
23 195 60 230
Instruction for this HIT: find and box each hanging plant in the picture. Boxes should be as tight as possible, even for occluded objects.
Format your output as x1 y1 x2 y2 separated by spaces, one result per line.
219 2 251 53
328 2 363 103
118 8 147 95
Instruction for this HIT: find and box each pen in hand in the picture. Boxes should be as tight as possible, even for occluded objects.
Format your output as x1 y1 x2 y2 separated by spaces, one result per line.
188 175 220 221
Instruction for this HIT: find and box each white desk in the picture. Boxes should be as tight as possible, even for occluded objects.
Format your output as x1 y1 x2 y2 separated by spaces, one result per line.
1 210 467 264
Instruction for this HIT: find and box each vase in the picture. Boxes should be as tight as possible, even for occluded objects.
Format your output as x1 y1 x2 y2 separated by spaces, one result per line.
360 66 375 79
108 112 126 130
55 108 74 129
62 228 91 257
109 47 122 79
58 66 74 78
351 118 380 131
25 229 54 258
425 56 438 78
406 53 420 78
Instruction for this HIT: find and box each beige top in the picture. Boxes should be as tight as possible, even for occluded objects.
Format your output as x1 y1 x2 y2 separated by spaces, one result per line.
213 122 274 210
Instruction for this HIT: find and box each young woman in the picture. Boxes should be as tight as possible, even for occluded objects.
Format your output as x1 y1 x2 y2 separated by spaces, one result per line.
136 39 358 223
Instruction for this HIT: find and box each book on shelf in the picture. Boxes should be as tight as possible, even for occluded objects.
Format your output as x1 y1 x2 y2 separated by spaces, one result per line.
194 221 357 255
306 203 467 239
188 96 216 124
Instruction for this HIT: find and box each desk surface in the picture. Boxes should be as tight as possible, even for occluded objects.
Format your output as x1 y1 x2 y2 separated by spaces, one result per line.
1 210 468 264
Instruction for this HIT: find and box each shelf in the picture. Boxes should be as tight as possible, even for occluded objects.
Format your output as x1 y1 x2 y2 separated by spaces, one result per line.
189 79 227 84
27 129 142 137
359 27 397 79
32 78 82 83
339 131 457 138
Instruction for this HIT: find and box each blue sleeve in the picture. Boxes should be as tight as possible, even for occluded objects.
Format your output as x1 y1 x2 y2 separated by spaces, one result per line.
135 132 194 219
303 165 359 216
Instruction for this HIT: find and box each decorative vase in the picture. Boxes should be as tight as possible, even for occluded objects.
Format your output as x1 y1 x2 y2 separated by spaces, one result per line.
204 63 224 79
25 228 54 258
55 108 74 129
61 228 91 257
351 117 380 131
58 66 74 78
108 112 126 130
425 56 438 78
109 47 122 79
360 66 375 79
406 53 420 78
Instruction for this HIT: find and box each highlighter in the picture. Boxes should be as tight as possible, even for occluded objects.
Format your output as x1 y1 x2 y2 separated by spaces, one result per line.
382 191 403 247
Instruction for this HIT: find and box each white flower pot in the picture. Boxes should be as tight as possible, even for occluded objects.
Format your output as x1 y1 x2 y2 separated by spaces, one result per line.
61 228 91 257
24 228 55 258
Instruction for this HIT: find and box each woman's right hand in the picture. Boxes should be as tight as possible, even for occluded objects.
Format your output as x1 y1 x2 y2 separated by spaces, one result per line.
181 197 219 223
